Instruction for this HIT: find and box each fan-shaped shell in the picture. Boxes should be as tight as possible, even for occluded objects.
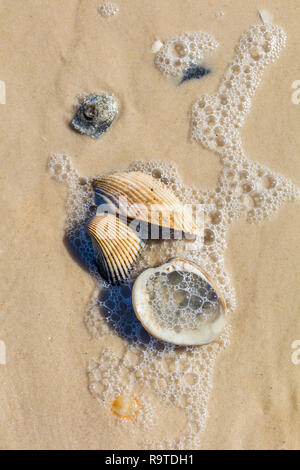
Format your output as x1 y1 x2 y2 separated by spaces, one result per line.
87 213 144 284
93 171 199 237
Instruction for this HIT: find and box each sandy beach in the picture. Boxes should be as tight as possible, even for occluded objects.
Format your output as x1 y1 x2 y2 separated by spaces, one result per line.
0 0 299 449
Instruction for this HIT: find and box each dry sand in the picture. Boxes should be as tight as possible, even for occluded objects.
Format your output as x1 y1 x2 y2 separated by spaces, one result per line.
0 0 299 449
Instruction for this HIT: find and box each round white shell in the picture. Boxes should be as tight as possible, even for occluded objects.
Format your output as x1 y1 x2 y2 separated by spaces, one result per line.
132 258 226 346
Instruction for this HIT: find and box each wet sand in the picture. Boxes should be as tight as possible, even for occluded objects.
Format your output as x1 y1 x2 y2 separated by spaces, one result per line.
0 0 299 449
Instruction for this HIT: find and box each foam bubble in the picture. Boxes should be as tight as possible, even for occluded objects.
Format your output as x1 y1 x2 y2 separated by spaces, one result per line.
99 2 119 18
189 24 299 224
155 31 218 79
145 269 221 331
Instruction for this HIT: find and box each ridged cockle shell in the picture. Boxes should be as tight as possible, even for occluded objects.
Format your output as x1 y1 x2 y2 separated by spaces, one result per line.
87 213 144 284
93 171 199 238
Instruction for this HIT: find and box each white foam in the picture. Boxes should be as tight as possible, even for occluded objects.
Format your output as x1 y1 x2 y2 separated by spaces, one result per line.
145 269 221 331
99 2 119 18
155 31 218 78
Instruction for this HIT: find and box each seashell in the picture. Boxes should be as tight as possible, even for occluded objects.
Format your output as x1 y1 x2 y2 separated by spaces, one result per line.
87 213 144 284
93 171 199 237
180 64 211 85
258 9 273 24
151 40 163 53
111 393 140 418
71 93 118 139
132 258 226 346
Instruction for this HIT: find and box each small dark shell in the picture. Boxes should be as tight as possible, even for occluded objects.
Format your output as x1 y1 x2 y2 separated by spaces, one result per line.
71 93 118 138
180 64 211 84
